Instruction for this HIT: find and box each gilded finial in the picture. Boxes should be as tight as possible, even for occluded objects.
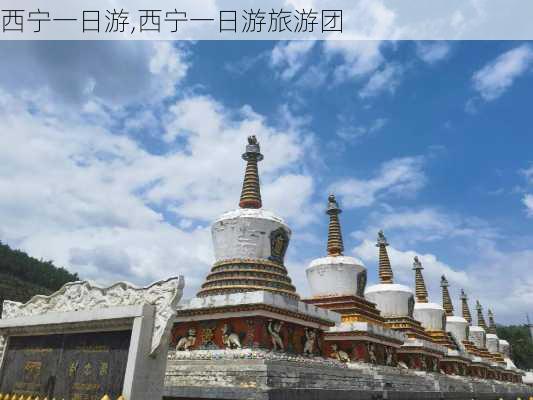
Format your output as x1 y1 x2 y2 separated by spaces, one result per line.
376 230 393 284
239 135 263 209
440 275 454 316
461 289 472 325
117 396 126 400
412 256 428 303
476 300 487 330
326 194 344 256
488 308 497 334
100 395 111 400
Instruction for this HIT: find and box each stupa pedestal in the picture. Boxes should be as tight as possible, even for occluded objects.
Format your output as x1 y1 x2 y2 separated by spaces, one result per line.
171 290 339 355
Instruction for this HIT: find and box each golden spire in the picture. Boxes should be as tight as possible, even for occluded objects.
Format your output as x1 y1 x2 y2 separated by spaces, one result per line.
376 230 393 283
488 309 497 334
326 194 344 256
412 256 428 303
476 300 487 330
461 289 472 325
440 275 454 316
239 135 263 209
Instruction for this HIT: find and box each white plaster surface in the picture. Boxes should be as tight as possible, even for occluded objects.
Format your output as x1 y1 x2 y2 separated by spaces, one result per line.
446 316 469 343
183 291 341 325
306 256 365 297
523 371 533 385
365 284 414 318
211 208 291 262
486 333 499 353
413 302 444 331
469 325 487 349
402 337 447 354
499 339 511 357
327 321 406 342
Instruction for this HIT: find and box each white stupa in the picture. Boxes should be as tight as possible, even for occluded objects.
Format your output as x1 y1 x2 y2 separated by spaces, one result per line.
469 300 488 350
411 257 445 331
364 231 414 318
306 195 366 298
196 135 298 300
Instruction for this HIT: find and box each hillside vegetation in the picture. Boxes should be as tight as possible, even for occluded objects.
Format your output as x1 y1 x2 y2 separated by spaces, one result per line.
0 241 79 314
497 325 533 370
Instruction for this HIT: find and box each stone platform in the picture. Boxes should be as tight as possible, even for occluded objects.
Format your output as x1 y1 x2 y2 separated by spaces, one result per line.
163 350 532 400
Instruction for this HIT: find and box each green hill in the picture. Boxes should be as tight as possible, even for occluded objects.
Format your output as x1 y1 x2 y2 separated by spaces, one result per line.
0 241 79 314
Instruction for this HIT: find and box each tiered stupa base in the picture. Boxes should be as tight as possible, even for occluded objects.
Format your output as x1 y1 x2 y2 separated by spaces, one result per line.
172 291 339 357
383 316 447 372
426 330 472 376
303 295 406 366
303 295 385 325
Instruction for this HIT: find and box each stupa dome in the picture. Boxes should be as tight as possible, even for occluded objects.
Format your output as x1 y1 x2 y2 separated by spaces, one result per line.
307 255 365 298
446 315 469 343
211 208 290 262
414 302 445 331
365 283 414 318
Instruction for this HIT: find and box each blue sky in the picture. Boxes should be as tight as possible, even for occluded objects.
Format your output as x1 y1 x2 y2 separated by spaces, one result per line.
0 40 532 323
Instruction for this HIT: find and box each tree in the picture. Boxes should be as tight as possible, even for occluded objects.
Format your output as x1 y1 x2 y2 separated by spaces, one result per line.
496 324 533 370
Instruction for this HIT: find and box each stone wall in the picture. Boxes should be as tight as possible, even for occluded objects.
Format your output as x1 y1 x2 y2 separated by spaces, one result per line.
164 357 533 400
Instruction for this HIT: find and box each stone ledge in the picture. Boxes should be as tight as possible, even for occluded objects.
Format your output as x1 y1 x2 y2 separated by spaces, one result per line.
163 386 533 400
178 291 341 326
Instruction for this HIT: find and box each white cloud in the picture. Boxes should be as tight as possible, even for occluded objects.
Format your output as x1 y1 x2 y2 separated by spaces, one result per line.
154 95 316 225
351 207 499 247
359 63 403 98
523 194 533 216
337 117 388 141
522 164 533 184
0 42 189 108
472 44 533 101
416 42 451 64
330 156 426 208
326 41 385 82
270 41 316 80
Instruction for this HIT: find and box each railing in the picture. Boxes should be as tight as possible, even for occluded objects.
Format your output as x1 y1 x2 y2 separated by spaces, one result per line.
0 394 125 400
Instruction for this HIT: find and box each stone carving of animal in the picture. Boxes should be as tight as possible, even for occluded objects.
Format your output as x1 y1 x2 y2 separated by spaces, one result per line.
176 328 196 351
221 323 242 349
267 320 284 351
303 328 317 356
367 343 377 364
385 346 394 366
330 344 350 363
